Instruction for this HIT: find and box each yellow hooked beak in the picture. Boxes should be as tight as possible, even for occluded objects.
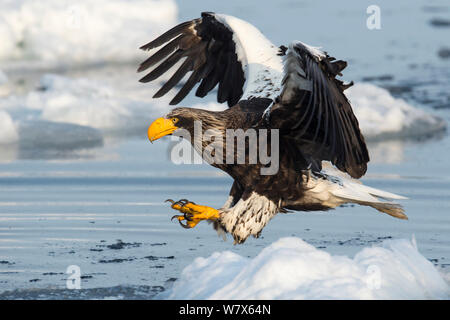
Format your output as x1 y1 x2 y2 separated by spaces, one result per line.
147 117 178 143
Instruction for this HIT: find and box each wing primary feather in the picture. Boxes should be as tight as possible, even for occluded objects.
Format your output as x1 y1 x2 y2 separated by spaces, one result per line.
323 87 337 156
217 53 234 103
319 80 330 151
293 60 318 134
196 67 221 97
292 89 314 131
310 63 324 144
170 67 204 105
229 60 245 106
139 50 184 83
315 67 333 153
138 15 246 106
195 50 224 97
340 108 363 163
139 20 198 51
225 55 238 106
137 35 184 72
153 57 194 99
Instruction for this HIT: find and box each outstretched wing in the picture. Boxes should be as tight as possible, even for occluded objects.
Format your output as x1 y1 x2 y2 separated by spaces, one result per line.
138 12 283 107
266 42 369 178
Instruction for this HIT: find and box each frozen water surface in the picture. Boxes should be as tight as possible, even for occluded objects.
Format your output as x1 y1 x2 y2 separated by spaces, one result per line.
0 0 449 299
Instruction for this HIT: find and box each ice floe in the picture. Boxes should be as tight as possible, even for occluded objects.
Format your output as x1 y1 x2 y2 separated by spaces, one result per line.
26 74 149 133
347 83 446 140
160 237 450 299
0 74 149 147
0 74 445 151
0 0 177 66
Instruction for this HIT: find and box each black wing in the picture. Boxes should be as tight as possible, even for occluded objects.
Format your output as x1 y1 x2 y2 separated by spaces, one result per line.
267 42 369 178
138 12 245 107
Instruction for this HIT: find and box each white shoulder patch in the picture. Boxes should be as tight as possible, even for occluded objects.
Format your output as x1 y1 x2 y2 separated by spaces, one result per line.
214 14 284 101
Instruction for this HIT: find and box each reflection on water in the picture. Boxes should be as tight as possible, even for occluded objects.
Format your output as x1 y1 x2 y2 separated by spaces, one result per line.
367 129 446 164
368 141 407 164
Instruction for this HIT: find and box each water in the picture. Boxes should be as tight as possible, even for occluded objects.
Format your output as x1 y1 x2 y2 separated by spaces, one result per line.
0 134 449 298
0 0 449 299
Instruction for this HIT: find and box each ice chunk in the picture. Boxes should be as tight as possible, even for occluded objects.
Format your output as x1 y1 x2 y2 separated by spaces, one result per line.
347 83 446 140
162 237 449 299
0 0 177 65
18 120 103 150
28 74 146 132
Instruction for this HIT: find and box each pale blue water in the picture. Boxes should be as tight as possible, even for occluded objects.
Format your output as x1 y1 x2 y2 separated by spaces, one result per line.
0 0 449 298
1 134 449 298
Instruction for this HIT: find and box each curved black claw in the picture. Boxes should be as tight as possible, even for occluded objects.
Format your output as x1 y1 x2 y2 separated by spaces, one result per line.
171 213 193 223
179 199 196 205
178 220 192 229
167 198 197 228
166 199 186 209
173 200 186 207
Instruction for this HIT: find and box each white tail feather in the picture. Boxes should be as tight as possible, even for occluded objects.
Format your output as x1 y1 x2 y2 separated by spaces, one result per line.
312 163 408 219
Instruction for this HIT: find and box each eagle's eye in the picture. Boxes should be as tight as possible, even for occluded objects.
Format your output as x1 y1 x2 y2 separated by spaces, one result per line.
171 118 179 124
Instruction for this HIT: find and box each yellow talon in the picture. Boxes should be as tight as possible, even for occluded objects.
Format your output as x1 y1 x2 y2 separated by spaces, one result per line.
166 199 220 229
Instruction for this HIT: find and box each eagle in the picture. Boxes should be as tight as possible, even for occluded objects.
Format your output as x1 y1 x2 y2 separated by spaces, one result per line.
139 12 407 244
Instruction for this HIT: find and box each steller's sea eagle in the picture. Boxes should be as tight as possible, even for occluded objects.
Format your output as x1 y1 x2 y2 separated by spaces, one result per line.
139 12 407 244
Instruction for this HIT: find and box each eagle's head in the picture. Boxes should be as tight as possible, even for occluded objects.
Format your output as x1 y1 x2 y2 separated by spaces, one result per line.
147 107 223 143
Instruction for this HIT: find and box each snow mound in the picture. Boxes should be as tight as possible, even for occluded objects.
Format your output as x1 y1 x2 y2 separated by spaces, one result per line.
347 83 446 140
161 237 449 300
0 0 177 65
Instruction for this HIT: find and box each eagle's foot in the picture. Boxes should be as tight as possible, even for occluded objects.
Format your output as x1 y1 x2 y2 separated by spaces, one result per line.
166 199 220 229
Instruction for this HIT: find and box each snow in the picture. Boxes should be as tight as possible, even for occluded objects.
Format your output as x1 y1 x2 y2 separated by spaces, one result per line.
0 73 445 149
0 74 149 135
347 83 446 140
0 3 444 148
0 0 177 66
160 237 450 300
28 74 147 132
